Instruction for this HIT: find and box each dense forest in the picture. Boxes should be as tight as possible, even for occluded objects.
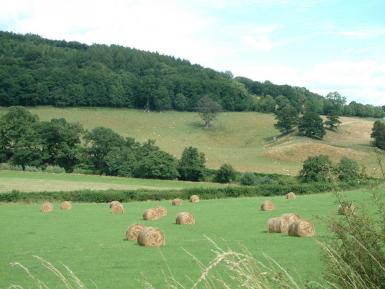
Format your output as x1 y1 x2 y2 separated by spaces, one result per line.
0 31 384 117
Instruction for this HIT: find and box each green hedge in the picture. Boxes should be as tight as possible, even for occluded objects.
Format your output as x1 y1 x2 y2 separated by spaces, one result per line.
0 180 380 203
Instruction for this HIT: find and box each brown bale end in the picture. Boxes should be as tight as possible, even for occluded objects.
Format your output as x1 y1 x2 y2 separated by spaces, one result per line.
143 208 160 220
41 202 53 213
279 213 300 233
337 202 357 215
111 203 124 214
176 212 195 225
137 227 165 247
288 220 315 237
172 198 182 206
267 217 282 233
155 206 167 217
261 200 275 211
109 201 121 208
190 195 200 203
126 224 145 241
286 192 296 200
60 201 72 210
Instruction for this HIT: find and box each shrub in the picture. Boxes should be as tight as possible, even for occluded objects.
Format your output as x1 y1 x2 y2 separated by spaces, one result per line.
23 166 42 172
337 157 363 181
240 172 257 186
300 155 334 182
371 120 385 150
44 165 66 174
214 163 236 183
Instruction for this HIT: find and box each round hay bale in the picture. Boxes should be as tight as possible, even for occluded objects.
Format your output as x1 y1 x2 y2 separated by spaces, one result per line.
190 195 200 203
137 227 165 247
41 202 53 213
109 201 121 208
260 200 275 211
126 224 145 241
155 206 167 217
172 198 182 206
111 203 124 214
288 220 315 237
267 217 282 233
60 201 72 210
176 212 195 225
143 208 160 220
337 202 357 215
279 213 300 233
286 192 296 200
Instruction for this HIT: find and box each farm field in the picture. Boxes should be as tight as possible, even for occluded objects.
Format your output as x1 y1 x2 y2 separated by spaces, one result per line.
0 187 378 289
0 170 225 193
0 106 381 176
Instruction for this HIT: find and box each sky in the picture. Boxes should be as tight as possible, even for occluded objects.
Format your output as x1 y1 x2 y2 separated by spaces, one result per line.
1 0 385 106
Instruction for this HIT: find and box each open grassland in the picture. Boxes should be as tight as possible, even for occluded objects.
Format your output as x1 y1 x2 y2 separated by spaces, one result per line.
0 107 381 176
0 170 225 193
0 187 380 289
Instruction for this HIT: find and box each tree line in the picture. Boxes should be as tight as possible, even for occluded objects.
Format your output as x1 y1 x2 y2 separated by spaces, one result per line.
0 106 211 181
0 31 384 118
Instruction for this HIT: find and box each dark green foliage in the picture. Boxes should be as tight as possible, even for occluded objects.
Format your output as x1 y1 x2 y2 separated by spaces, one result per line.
0 106 42 169
300 155 334 182
337 157 364 181
196 96 222 128
324 193 385 288
39 118 83 172
133 150 179 180
298 111 326 139
371 120 385 150
214 163 236 183
240 172 258 186
178 147 206 181
324 109 342 131
274 104 299 134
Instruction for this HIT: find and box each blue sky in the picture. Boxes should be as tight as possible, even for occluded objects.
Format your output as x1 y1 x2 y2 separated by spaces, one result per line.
1 0 384 105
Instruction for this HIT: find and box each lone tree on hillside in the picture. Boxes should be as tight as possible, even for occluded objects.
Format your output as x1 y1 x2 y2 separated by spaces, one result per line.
274 104 299 134
298 110 326 139
371 120 385 150
325 109 342 131
196 96 221 128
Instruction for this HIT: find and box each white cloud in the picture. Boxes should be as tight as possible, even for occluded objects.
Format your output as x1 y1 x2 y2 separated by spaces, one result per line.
329 26 385 39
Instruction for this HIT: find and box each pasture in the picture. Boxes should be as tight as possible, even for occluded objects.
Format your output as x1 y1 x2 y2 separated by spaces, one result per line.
0 107 379 176
0 187 377 289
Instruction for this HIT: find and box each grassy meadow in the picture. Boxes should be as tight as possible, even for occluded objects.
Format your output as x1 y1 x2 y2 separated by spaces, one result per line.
0 170 225 193
0 187 380 289
0 106 380 176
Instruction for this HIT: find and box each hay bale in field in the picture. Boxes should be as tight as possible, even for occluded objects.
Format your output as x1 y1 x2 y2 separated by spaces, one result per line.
155 206 167 217
126 224 145 241
109 201 121 208
111 203 124 214
143 208 160 220
260 200 275 211
172 198 182 206
137 227 165 247
288 220 315 237
267 217 282 233
41 202 53 213
279 213 300 233
60 201 72 210
337 202 357 215
190 195 200 203
176 212 195 225
286 192 296 200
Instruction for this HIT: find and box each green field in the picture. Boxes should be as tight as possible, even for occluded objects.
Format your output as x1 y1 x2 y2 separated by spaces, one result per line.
0 187 378 289
0 170 225 193
0 106 381 176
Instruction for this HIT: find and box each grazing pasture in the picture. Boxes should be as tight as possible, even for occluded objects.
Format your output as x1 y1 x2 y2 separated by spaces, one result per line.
0 187 377 289
0 106 379 175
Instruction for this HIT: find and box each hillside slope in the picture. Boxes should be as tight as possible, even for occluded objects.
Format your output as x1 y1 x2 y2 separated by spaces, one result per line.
1 107 381 176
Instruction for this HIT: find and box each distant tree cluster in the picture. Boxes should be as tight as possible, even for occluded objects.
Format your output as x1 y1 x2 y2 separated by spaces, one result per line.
0 31 383 119
0 107 210 181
